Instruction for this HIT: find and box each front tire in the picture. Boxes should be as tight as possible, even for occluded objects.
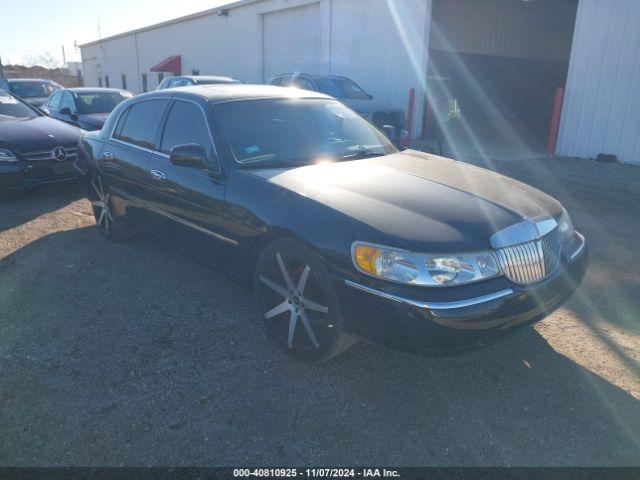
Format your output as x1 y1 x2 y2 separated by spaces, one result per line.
254 238 356 362
88 172 136 242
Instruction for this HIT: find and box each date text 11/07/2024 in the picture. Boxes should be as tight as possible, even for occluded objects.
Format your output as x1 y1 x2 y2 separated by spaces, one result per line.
232 468 401 478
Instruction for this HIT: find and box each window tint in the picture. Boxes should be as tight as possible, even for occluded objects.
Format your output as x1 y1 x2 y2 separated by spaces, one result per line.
60 92 76 112
270 77 285 86
160 100 213 156
115 99 168 149
47 91 63 109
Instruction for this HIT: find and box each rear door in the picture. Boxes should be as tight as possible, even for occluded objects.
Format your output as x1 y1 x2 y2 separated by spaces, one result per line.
102 98 170 226
144 98 232 265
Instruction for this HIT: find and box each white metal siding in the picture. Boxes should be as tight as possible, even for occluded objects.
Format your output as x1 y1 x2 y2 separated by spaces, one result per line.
557 0 640 164
262 3 322 79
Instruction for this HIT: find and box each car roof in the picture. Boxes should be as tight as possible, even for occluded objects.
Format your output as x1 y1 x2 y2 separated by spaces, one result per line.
182 75 239 82
144 84 331 103
7 78 56 83
272 73 352 81
68 87 130 94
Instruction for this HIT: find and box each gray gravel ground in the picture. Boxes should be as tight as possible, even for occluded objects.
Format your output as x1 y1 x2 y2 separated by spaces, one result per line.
0 156 639 466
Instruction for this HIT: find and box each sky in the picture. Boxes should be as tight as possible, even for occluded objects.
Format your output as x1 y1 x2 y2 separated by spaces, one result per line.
0 0 231 66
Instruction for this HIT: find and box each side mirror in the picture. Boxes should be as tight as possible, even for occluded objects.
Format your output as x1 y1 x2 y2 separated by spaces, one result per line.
60 107 78 120
383 124 396 139
170 143 216 170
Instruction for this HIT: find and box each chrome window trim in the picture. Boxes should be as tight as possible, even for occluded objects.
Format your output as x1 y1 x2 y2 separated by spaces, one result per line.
110 138 156 154
158 98 221 174
345 280 514 311
108 96 174 143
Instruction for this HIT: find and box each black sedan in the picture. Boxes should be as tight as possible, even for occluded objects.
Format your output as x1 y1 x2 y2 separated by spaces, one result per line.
42 88 133 131
74 85 587 361
6 78 62 107
0 90 81 190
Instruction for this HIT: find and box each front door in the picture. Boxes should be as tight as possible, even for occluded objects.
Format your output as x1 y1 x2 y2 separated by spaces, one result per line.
144 98 232 266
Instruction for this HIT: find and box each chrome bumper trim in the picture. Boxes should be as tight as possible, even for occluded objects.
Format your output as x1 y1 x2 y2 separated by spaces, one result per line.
345 280 514 311
568 232 586 261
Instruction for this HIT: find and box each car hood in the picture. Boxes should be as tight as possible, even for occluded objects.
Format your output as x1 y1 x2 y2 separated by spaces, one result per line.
0 115 81 152
250 151 563 252
341 98 403 115
78 112 109 129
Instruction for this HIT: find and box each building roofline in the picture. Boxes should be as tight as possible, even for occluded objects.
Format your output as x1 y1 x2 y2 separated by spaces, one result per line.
79 0 263 48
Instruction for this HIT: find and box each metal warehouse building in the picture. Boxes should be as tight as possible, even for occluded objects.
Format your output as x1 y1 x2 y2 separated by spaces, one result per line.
81 0 640 163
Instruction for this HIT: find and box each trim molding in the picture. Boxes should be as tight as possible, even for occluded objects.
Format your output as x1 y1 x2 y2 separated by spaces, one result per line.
345 280 514 311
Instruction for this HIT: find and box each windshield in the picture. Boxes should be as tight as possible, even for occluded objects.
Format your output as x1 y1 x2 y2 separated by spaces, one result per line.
75 91 133 114
216 98 396 168
8 80 57 98
316 78 371 100
198 79 241 85
0 91 39 119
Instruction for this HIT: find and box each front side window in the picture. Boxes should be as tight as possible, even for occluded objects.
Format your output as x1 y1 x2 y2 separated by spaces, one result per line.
114 99 168 149
160 100 213 157
0 91 39 119
60 92 76 112
76 91 132 114
291 77 315 91
216 98 396 168
46 91 63 109
8 81 57 98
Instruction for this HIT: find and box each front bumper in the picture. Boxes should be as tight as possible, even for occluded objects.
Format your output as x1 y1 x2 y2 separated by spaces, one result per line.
337 233 588 355
0 159 76 190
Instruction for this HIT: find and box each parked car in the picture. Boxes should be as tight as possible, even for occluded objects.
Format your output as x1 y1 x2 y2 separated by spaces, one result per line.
74 85 587 362
269 73 409 147
42 88 133 131
6 78 62 107
0 89 81 190
157 75 242 90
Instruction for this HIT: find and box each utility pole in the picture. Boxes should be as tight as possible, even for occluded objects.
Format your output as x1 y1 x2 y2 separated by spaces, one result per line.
61 45 67 66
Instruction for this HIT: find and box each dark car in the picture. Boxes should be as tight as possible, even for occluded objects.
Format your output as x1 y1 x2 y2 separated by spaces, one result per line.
157 75 242 90
74 85 587 362
42 88 133 131
269 73 409 147
6 78 62 107
0 89 81 190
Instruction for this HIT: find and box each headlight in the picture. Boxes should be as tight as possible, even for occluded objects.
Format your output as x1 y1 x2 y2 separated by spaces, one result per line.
558 208 575 245
0 148 18 162
352 242 501 286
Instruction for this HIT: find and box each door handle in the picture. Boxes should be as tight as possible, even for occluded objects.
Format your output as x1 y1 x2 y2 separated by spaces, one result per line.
103 152 114 160
150 169 167 181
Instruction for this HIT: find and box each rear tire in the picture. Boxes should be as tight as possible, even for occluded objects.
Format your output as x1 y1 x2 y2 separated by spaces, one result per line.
88 172 136 242
254 238 357 362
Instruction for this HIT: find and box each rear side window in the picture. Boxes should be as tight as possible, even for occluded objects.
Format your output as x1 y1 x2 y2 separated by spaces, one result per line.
160 100 213 157
114 99 168 149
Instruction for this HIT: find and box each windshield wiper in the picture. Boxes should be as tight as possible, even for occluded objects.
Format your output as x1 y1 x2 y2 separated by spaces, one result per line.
340 149 386 160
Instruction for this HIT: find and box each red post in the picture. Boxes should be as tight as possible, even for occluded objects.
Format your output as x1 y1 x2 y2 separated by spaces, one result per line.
547 87 565 154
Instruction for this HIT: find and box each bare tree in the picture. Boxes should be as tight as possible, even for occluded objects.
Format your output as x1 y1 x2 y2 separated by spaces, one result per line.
24 52 61 69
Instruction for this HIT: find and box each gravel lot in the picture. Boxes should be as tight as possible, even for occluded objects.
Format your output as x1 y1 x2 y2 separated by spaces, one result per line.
1 156 639 466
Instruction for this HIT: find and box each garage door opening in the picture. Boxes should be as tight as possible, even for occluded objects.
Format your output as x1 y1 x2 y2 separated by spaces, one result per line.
423 0 579 158
262 3 321 81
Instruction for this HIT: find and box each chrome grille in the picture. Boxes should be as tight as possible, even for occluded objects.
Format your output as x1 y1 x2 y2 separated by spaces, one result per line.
22 145 78 161
496 228 563 285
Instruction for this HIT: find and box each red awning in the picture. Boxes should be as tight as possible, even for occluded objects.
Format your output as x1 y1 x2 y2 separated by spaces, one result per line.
150 55 182 74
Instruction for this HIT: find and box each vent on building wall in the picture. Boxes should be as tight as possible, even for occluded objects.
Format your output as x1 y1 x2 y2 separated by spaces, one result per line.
217 9 229 17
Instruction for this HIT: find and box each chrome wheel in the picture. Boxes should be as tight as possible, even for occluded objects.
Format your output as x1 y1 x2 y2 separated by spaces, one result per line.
90 175 113 235
259 252 330 352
